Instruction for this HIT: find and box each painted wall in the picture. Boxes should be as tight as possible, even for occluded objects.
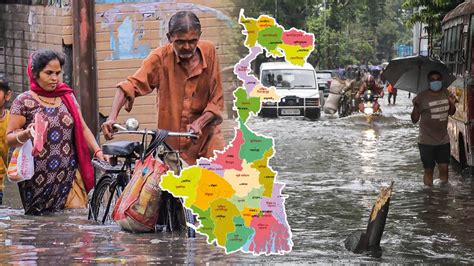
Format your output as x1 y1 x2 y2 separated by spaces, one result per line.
0 1 241 142
95 0 240 142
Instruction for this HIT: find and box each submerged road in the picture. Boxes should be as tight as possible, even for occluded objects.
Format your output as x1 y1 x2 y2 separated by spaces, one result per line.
0 90 473 263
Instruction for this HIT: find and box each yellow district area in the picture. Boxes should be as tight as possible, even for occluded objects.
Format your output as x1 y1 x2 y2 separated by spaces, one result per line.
210 198 241 247
160 167 202 208
250 84 281 102
251 148 276 198
239 15 259 47
223 161 261 198
256 15 275 29
242 207 261 226
278 44 314 66
194 169 236 210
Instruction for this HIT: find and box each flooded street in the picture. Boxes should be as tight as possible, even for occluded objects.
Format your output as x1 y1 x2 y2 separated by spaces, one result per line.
1 91 474 263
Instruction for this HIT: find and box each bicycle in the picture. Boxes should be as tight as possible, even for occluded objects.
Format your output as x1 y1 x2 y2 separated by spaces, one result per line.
88 119 198 237
338 91 353 118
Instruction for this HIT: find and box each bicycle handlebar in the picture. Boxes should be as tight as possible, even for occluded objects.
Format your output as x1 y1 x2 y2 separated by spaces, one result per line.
112 124 198 139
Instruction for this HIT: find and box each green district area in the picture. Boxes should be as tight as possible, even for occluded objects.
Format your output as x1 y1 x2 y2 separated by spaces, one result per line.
160 166 201 208
239 122 273 164
191 206 216 243
234 87 261 123
251 148 276 198
230 186 264 211
210 198 241 247
257 25 284 56
225 216 255 253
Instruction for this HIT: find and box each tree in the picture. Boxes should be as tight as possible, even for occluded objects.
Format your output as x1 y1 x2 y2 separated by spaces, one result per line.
402 0 464 55
234 0 417 69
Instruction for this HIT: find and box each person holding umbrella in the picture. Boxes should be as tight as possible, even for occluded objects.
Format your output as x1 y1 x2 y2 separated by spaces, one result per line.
411 70 456 187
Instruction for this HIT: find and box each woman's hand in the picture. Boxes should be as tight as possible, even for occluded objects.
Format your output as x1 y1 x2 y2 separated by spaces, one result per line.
22 124 35 141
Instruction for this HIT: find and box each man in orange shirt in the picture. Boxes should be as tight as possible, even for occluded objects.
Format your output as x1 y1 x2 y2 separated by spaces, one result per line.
387 82 397 105
102 11 224 165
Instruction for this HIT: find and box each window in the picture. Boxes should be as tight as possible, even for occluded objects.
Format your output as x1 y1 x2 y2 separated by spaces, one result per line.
261 69 316 89
470 15 474 73
441 23 465 76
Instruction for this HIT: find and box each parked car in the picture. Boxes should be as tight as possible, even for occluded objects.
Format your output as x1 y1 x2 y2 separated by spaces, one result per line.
316 70 333 98
259 62 321 120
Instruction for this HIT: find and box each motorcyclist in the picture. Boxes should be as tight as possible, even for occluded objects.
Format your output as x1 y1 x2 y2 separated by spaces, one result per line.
355 74 384 113
348 71 362 111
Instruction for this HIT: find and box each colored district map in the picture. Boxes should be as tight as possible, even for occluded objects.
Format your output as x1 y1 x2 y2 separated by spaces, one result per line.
160 9 314 255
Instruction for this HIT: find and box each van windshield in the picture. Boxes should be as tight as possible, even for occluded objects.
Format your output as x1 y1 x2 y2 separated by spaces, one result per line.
261 69 316 89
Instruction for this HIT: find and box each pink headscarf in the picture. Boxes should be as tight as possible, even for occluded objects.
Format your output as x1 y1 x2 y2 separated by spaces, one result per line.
28 55 94 193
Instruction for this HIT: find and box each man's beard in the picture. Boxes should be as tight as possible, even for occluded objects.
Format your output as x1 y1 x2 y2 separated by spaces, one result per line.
174 47 196 59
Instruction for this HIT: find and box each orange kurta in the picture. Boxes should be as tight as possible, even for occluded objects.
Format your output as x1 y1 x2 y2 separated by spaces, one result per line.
117 40 225 165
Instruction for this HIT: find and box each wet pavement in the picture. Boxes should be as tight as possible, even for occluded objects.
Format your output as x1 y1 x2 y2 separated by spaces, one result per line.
1 90 474 263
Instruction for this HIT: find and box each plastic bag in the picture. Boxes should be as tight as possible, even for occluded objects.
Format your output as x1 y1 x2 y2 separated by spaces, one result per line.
32 113 48 157
112 155 168 232
7 139 34 182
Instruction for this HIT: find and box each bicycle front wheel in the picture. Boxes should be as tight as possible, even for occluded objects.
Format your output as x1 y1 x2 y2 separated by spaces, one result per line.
89 175 120 224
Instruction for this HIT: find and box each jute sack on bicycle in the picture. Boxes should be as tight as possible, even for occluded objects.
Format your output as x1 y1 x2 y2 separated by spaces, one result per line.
112 153 169 232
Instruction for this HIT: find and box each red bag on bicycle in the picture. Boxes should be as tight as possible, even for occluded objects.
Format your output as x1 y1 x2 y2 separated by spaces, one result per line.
112 155 169 232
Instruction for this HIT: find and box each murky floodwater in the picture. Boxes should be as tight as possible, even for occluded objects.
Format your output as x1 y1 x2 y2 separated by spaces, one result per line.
1 90 474 263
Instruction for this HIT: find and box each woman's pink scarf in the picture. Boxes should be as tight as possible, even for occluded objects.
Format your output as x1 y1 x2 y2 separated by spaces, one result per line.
27 57 94 193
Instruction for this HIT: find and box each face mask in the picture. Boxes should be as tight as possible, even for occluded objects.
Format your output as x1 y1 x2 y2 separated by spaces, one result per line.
430 81 442 91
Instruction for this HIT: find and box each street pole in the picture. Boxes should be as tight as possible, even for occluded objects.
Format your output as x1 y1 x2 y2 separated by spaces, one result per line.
73 0 98 137
275 0 277 21
323 0 327 69
418 21 422 56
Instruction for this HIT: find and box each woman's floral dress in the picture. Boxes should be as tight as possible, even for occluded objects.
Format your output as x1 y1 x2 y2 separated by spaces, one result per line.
11 91 77 215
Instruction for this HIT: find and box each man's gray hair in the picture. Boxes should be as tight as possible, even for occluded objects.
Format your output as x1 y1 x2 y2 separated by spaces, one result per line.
168 11 201 35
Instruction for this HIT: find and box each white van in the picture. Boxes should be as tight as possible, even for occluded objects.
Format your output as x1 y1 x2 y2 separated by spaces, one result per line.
259 62 321 120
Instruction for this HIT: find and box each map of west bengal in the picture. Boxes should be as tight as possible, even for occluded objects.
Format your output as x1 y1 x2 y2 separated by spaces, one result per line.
160 9 315 255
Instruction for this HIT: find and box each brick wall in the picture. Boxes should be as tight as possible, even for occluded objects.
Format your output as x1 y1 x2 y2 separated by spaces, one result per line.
0 4 71 98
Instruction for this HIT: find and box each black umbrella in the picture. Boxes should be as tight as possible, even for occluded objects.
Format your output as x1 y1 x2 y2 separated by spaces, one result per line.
383 55 456 94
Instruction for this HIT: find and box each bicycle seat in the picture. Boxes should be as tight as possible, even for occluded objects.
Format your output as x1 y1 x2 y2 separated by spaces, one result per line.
102 141 141 157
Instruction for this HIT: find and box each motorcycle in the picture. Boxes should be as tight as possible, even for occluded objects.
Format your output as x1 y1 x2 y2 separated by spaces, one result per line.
360 89 381 122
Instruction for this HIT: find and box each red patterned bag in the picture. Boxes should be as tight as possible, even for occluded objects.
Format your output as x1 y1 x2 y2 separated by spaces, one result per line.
112 155 168 232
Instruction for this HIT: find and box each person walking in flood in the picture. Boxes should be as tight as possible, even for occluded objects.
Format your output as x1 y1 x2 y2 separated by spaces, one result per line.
0 75 12 205
101 11 225 165
6 49 105 215
411 70 456 187
387 82 397 105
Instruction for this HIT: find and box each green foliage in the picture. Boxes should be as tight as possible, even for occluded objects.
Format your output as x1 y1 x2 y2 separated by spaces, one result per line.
234 0 440 69
236 0 315 31
307 0 412 68
402 0 463 56
402 0 464 34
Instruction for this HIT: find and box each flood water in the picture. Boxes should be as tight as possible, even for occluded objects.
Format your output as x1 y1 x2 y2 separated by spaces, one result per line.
1 90 474 263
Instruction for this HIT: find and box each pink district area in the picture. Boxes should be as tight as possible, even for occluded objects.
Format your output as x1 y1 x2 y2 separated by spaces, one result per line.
282 28 313 48
234 46 263 93
248 210 292 255
212 129 244 171
197 158 225 176
260 182 287 225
